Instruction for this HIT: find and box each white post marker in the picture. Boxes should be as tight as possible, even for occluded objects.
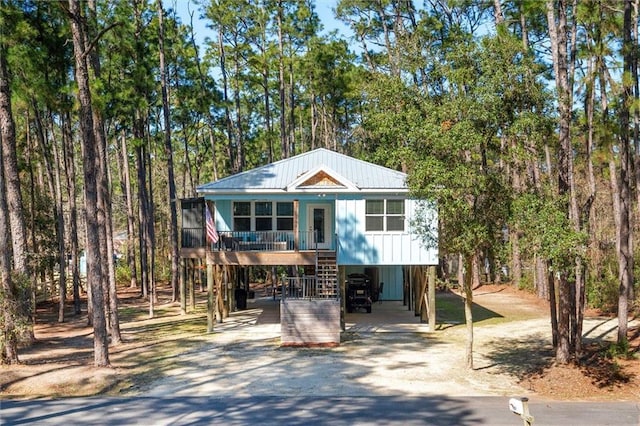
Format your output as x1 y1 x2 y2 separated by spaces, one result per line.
509 397 534 426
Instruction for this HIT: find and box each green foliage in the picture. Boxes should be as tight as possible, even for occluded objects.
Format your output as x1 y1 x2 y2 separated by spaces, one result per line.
115 261 131 286
0 272 32 346
512 189 587 270
155 261 171 284
606 339 633 360
587 252 619 313
353 26 555 267
23 189 58 275
519 268 535 292
410 200 439 250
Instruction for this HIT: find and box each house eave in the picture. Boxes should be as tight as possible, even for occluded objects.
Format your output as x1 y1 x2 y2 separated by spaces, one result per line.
196 188 410 198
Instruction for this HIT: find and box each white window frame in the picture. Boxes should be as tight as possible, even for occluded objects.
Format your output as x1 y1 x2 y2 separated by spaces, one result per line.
365 199 405 232
232 201 294 231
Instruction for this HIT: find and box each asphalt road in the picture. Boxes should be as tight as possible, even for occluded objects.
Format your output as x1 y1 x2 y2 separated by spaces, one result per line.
1 396 638 425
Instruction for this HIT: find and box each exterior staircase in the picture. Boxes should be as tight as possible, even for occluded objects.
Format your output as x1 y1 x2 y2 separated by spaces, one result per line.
280 250 341 346
316 251 338 298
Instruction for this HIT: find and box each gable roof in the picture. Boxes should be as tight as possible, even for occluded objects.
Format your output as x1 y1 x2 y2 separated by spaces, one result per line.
197 148 407 195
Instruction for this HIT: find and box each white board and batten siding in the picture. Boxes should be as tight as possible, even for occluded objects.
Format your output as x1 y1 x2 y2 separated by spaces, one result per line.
335 198 438 266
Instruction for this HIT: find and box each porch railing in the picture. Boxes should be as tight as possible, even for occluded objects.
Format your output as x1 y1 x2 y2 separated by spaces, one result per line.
183 230 332 252
213 231 294 251
278 276 339 300
181 229 337 253
181 227 205 248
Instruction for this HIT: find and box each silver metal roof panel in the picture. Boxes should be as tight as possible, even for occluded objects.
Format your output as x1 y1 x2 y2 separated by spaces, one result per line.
196 148 407 194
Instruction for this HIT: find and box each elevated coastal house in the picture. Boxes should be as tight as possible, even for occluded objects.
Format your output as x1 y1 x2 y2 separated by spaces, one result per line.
179 148 438 345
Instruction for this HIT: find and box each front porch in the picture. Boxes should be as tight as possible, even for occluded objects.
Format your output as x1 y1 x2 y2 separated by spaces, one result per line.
180 230 336 267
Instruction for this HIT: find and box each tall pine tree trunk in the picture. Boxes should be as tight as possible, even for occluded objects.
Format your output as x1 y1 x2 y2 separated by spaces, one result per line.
629 0 638 303
463 253 475 370
218 27 236 172
136 140 149 300
546 0 579 364
0 10 30 317
42 111 68 323
51 121 67 324
510 144 523 288
277 1 288 159
548 265 558 348
0 125 19 364
157 0 180 303
232 45 244 171
1 9 34 346
67 0 109 367
61 113 82 315
0 143 19 364
288 61 296 156
617 0 633 345
86 0 121 346
118 131 138 289
188 13 219 180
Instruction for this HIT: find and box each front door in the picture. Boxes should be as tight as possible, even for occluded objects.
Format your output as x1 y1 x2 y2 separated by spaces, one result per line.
307 204 331 249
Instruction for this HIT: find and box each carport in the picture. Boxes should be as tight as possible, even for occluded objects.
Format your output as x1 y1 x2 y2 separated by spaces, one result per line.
239 295 431 336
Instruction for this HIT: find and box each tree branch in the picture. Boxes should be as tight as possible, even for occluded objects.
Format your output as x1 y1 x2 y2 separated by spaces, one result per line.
81 22 122 61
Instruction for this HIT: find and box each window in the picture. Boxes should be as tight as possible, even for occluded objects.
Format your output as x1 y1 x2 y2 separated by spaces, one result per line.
232 201 295 231
276 202 294 231
365 200 384 231
386 200 405 231
233 202 251 231
365 199 404 232
255 201 273 231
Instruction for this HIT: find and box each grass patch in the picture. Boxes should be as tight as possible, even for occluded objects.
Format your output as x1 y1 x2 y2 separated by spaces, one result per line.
436 291 504 326
107 312 218 394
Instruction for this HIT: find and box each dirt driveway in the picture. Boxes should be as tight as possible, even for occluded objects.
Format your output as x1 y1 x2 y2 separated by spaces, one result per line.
143 287 636 400
2 285 638 401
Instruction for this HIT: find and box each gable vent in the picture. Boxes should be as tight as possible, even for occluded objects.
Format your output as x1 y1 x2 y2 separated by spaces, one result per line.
299 171 344 188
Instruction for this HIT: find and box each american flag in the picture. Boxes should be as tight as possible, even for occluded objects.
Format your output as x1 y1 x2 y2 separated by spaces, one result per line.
205 204 219 244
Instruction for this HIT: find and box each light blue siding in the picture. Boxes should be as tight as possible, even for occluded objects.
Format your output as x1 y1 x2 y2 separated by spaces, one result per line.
210 196 436 266
378 266 404 300
214 200 232 231
335 198 437 266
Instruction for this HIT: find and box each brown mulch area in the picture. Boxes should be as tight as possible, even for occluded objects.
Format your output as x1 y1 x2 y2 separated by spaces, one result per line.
521 317 640 400
523 345 640 401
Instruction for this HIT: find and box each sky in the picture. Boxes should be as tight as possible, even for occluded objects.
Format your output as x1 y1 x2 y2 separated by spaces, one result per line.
171 0 351 49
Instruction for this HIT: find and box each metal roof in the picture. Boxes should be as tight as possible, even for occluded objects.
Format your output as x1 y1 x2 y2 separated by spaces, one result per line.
196 148 407 194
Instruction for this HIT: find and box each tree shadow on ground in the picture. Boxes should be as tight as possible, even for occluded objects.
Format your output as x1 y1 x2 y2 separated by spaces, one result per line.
436 290 503 326
2 395 488 426
477 333 554 379
576 341 635 388
480 333 636 390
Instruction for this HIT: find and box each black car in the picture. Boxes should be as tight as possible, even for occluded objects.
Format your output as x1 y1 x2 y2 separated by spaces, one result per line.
346 273 372 313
